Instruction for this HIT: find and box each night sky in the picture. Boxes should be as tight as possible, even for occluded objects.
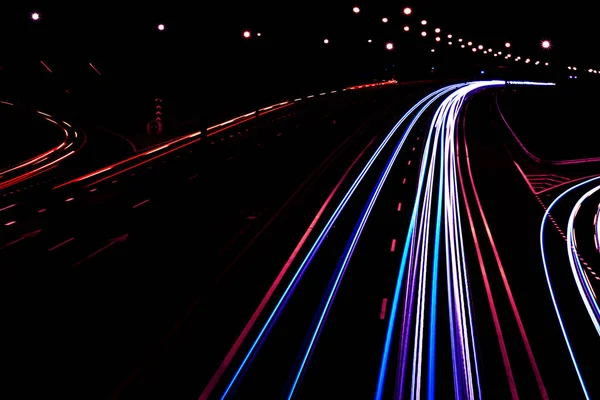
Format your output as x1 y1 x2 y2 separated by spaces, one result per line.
0 1 591 126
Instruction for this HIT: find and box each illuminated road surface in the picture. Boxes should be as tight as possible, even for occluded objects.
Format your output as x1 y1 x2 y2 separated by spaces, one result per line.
3 80 600 400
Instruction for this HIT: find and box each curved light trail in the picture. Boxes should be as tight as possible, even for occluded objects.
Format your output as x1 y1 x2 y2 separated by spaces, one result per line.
540 176 600 400
0 106 82 191
215 84 465 399
566 185 600 333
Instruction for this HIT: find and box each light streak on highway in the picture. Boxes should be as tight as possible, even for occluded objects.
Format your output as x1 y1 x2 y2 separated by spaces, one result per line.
566 185 600 333
53 80 398 190
214 84 464 400
284 85 458 399
0 106 82 191
540 176 600 400
377 80 553 399
595 203 600 252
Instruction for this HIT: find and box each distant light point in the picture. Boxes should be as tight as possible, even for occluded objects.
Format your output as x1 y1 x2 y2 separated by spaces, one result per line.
505 42 511 48
403 7 412 15
324 38 329 44
421 31 427 37
368 39 372 43
421 20 427 25
382 17 389 23
257 32 262 37
353 6 360 13
435 37 440 41
448 34 453 39
386 42 394 50
31 12 40 21
404 26 410 32
435 28 441 33
541 40 551 49
243 30 251 38
158 23 165 31
478 45 483 49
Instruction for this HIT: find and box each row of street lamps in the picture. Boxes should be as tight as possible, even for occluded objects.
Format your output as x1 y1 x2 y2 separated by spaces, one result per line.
26 7 594 76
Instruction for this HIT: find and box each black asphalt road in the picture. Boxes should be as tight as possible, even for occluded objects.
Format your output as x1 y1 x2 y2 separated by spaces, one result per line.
0 83 440 399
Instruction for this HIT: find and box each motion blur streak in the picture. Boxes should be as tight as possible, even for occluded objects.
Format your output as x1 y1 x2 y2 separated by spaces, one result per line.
216 84 460 400
0 109 81 190
567 185 600 333
285 85 457 399
197 133 380 400
374 81 558 400
540 177 600 400
460 128 548 399
595 204 600 252
53 80 396 190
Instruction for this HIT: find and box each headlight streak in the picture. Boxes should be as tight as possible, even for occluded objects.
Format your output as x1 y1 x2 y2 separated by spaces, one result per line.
595 204 600 252
460 129 548 399
567 185 600 333
377 81 528 400
218 84 463 399
540 177 600 400
283 85 457 400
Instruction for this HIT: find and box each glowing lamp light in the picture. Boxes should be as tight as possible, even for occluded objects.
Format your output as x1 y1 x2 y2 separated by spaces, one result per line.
243 30 251 38
505 42 511 48
488 48 492 52
404 26 410 32
458 38 463 42
368 39 372 43
525 58 530 63
545 62 549 66
467 41 472 46
324 38 329 44
31 12 40 21
478 45 483 50
353 6 360 13
472 47 476 52
461 44 465 48
382 17 389 23
403 7 412 15
483 51 488 54
448 34 453 39
421 20 427 25
541 40 551 49
435 37 440 41
158 24 165 31
435 28 441 33
386 42 394 50
448 41 452 45
421 31 427 37
431 49 435 52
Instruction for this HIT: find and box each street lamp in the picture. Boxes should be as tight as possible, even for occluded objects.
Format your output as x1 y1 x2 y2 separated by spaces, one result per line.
324 38 329 44
382 17 389 23
386 42 394 50
434 28 441 33
421 20 427 25
157 23 165 31
421 31 427 37
243 30 251 38
505 42 511 48
31 12 40 21
353 6 360 13
541 40 551 49
404 26 410 31
403 7 412 15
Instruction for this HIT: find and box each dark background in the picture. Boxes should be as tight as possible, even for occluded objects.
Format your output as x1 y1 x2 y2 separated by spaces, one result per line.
0 1 594 134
